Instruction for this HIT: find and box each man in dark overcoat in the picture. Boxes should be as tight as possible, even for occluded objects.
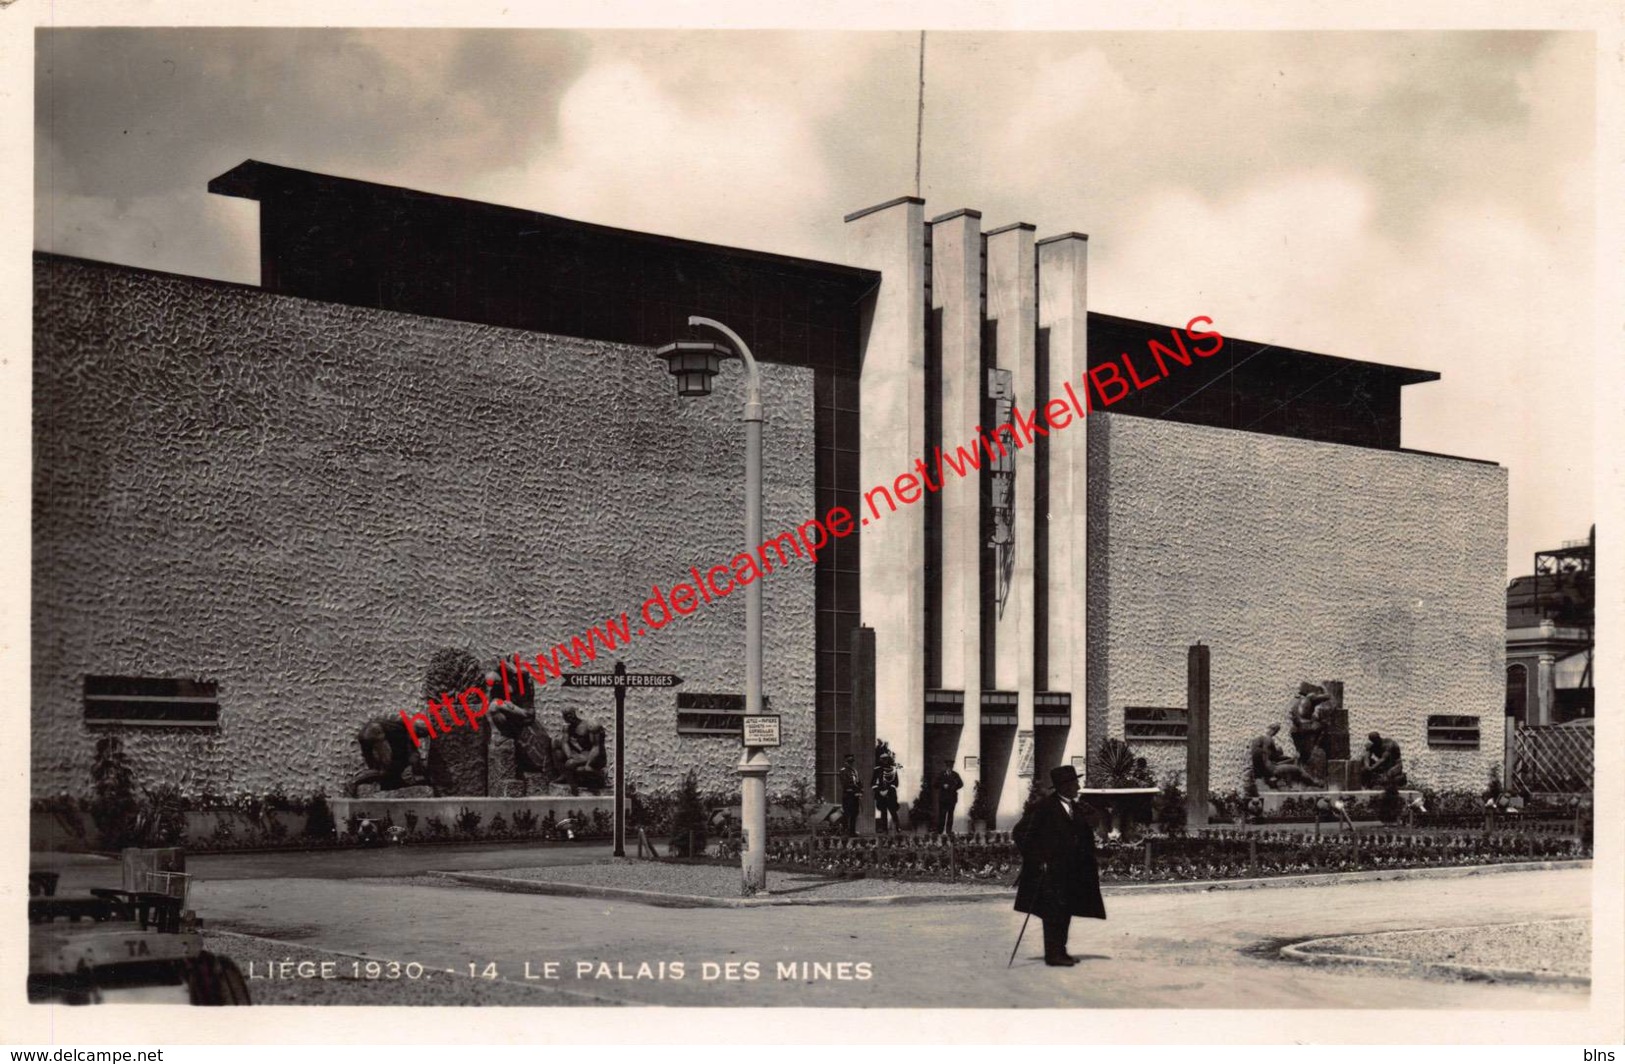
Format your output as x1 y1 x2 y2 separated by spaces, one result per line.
1013 764 1107 966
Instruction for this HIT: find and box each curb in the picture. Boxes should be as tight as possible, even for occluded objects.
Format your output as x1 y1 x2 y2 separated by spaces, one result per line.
431 871 1012 908
1279 920 1591 988
432 859 1590 908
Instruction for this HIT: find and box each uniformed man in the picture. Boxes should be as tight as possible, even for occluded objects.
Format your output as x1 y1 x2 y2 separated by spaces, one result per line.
872 752 901 835
838 754 862 837
934 759 964 834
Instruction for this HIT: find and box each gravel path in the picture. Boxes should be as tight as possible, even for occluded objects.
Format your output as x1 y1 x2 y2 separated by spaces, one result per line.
488 859 1012 899
1291 918 1591 981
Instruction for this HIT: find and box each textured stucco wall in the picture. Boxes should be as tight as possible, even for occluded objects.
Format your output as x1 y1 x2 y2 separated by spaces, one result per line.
1085 413 1507 795
33 256 817 799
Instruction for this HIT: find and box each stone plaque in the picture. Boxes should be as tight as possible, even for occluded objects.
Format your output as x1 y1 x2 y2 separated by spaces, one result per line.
1016 730 1034 777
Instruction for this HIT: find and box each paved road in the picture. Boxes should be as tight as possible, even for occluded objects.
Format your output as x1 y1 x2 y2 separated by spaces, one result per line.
33 839 616 893
185 864 1592 1009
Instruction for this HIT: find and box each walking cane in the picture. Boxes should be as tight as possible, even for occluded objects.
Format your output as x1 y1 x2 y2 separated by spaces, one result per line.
1007 913 1032 969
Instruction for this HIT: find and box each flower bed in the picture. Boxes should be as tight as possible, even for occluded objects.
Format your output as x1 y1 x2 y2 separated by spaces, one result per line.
754 827 1590 885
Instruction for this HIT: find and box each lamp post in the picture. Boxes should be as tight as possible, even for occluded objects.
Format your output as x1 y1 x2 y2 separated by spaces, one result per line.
655 317 769 895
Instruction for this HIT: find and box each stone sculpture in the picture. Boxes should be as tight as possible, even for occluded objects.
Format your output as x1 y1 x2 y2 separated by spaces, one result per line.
489 698 555 785
1360 731 1407 789
1287 683 1325 759
553 707 607 795
422 648 490 796
1248 723 1320 791
348 717 430 796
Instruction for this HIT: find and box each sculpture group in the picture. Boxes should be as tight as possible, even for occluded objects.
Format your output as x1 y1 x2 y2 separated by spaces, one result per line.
1247 681 1406 795
348 648 607 798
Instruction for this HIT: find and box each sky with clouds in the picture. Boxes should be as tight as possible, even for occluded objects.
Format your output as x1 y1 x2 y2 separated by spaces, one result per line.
34 28 1595 576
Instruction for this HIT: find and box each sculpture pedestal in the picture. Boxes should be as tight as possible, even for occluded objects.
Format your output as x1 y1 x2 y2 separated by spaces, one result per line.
331 795 614 834
1253 788 1420 815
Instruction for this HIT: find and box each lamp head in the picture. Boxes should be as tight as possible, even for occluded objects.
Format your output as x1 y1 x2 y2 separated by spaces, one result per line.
654 340 732 397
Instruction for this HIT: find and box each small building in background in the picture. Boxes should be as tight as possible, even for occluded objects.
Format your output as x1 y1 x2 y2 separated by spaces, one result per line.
1506 528 1595 727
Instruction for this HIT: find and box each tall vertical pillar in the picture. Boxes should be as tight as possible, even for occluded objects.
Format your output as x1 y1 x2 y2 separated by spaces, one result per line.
1036 233 1089 771
930 209 983 830
851 625 877 834
1186 643 1211 828
1536 652 1556 726
985 222 1037 822
845 196 928 805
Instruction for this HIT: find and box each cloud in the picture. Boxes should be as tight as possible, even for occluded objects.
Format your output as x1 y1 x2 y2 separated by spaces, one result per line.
1089 169 1590 573
35 28 591 281
37 189 260 283
469 57 838 259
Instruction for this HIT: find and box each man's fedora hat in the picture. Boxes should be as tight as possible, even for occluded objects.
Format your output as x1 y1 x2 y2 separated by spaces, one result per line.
1050 765 1079 787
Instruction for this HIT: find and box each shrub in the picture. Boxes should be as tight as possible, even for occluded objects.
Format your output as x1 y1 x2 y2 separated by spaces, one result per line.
138 784 187 847
669 769 708 857
1376 788 1404 824
424 816 449 839
637 792 676 835
488 814 509 838
304 793 337 839
455 807 483 836
1155 774 1187 835
777 777 819 828
968 779 997 826
263 783 298 814
907 770 933 830
1022 777 1048 815
511 808 538 835
89 736 141 850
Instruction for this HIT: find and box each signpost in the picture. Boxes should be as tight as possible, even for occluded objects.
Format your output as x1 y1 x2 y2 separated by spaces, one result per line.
562 661 682 857
740 714 781 748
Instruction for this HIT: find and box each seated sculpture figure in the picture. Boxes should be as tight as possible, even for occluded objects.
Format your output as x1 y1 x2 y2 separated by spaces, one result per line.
1360 731 1407 789
486 664 555 786
1249 723 1321 790
552 707 607 795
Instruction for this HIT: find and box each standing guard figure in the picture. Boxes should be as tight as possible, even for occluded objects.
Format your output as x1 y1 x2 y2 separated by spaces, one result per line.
838 754 862 837
872 743 901 835
934 759 964 835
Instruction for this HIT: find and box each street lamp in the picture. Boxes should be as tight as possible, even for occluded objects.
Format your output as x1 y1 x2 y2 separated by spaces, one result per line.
655 316 769 895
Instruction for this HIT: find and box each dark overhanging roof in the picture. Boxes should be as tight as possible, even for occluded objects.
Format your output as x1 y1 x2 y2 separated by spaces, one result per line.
210 159 880 293
1085 309 1440 389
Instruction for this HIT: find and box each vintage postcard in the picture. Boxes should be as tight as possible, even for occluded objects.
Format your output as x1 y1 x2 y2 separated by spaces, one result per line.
5 0 1621 1050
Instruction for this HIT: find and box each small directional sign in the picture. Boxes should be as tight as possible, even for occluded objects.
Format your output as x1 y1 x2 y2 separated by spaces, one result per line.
564 662 683 858
562 672 682 689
